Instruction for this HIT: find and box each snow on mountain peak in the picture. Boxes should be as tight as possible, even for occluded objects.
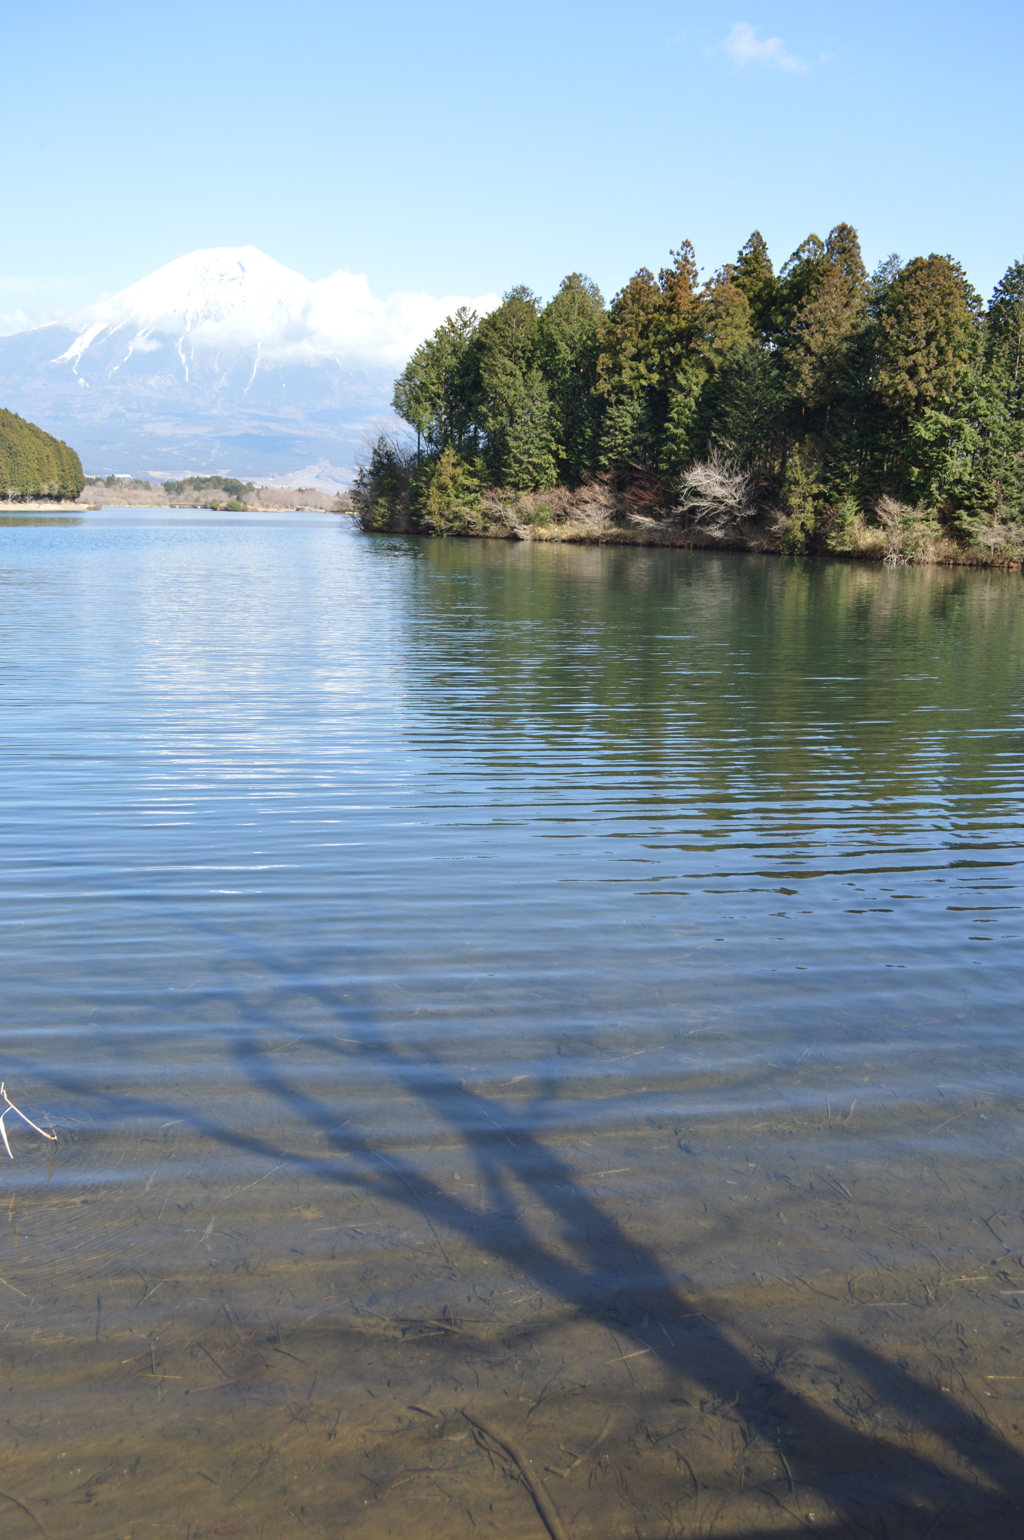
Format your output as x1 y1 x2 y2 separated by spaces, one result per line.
111 246 313 331
56 246 499 370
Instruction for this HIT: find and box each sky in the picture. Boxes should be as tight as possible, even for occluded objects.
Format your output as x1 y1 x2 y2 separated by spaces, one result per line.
3 0 1022 343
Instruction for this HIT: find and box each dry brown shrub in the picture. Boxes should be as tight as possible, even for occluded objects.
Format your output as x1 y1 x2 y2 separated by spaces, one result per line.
962 519 1024 564
562 479 632 532
479 479 630 538
874 494 939 565
675 457 758 537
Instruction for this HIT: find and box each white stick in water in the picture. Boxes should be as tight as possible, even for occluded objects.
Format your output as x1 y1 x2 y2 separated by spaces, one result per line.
0 1082 57 1158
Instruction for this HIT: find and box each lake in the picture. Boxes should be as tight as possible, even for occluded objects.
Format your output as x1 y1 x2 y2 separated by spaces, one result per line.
2 506 1023 1539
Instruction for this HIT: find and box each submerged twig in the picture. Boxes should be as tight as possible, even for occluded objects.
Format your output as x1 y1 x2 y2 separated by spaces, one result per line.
547 1412 614 1477
463 1409 569 1540
0 1486 48 1536
0 1084 57 1159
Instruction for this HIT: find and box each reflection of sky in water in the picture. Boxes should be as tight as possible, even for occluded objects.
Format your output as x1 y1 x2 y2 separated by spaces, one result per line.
2 516 1022 1165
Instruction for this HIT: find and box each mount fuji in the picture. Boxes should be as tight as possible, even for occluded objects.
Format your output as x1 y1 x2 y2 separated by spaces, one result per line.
0 248 497 483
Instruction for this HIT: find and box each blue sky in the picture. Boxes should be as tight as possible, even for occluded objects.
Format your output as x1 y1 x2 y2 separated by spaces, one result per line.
3 0 1022 331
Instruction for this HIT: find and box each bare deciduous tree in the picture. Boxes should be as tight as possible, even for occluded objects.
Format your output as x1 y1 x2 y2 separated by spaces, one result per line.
875 494 935 565
674 457 758 537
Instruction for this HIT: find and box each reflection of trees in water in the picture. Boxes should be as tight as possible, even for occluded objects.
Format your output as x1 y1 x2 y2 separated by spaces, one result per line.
399 542 1024 815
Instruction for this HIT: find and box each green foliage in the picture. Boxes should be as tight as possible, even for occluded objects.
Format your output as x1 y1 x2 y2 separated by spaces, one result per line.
351 432 417 532
988 259 1024 393
787 225 869 410
779 440 825 551
819 493 861 552
697 344 789 483
595 268 665 473
536 274 605 485
731 232 776 334
162 475 255 498
392 307 478 455
372 226 1024 542
413 446 483 535
695 274 755 371
470 287 559 490
869 255 903 314
870 256 985 516
0 409 85 501
595 244 709 478
876 255 980 421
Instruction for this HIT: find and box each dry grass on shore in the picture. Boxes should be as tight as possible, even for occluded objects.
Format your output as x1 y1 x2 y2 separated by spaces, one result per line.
72 484 352 512
470 482 1024 570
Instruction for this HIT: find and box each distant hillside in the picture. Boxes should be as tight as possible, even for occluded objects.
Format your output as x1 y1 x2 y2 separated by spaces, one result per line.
0 409 84 501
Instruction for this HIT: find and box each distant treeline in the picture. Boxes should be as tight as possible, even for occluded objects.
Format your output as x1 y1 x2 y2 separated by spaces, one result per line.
83 474 257 503
354 226 1024 558
0 409 84 501
83 473 259 510
160 476 255 498
85 475 156 490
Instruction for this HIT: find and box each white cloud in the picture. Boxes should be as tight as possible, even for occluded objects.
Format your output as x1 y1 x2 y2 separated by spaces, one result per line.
290 271 500 368
721 21 808 73
50 248 500 369
0 275 82 335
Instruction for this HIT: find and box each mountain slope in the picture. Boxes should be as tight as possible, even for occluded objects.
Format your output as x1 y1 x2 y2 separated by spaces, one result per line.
0 248 492 482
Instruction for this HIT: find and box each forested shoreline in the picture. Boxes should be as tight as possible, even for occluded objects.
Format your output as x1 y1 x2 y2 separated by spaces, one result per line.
0 409 84 502
353 225 1024 565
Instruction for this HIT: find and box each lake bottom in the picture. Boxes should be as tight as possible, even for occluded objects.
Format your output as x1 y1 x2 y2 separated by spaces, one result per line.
4 1080 1024 1540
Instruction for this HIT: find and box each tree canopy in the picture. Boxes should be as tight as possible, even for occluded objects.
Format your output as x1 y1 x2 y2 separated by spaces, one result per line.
354 225 1024 550
0 409 85 501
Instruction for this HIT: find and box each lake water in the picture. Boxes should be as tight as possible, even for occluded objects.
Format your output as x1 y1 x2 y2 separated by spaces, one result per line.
2 506 1023 1539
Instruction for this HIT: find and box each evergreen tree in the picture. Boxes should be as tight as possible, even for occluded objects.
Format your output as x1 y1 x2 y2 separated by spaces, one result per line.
876 255 980 419
392 306 478 455
470 288 558 490
696 344 790 484
656 242 708 477
596 269 666 473
371 224 1024 543
988 260 1024 396
535 274 606 485
414 445 483 534
869 256 903 313
351 432 417 532
689 272 764 470
695 272 755 371
0 409 85 501
979 260 1024 518
731 231 776 334
773 234 829 343
787 224 869 411
873 255 984 512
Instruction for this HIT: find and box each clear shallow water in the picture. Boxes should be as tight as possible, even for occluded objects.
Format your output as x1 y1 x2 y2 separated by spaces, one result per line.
2 508 1024 1538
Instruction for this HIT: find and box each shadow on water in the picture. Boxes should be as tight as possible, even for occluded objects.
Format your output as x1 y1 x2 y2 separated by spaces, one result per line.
16 902 1024 1539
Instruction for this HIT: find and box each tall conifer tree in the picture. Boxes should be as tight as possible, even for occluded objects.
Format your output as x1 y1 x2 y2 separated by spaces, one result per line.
393 307 479 455
988 260 1024 396
536 274 606 485
470 288 559 490
596 269 665 473
731 232 776 334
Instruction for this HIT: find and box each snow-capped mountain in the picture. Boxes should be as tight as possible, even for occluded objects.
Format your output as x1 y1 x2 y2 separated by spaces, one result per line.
0 248 496 481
